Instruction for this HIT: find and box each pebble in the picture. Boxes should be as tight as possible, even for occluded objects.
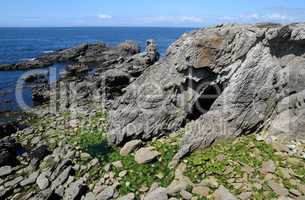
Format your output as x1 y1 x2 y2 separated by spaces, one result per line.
119 170 128 177
112 160 123 169
201 176 219 189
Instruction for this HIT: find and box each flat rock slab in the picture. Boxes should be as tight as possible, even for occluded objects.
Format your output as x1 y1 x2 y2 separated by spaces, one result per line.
134 147 161 164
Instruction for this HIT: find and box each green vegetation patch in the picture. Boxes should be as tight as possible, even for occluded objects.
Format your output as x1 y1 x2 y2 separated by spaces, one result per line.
185 134 296 198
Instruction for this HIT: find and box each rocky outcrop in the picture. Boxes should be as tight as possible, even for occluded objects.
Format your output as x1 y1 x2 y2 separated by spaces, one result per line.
107 23 305 163
30 40 159 109
0 41 140 71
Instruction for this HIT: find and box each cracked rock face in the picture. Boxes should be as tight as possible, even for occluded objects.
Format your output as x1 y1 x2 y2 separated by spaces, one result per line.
107 23 305 161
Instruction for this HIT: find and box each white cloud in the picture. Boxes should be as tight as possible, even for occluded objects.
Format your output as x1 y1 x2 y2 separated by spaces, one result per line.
225 12 295 23
152 16 206 23
98 14 112 20
266 13 290 20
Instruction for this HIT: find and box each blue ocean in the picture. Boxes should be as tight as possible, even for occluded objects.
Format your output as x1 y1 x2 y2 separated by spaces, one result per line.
0 27 194 116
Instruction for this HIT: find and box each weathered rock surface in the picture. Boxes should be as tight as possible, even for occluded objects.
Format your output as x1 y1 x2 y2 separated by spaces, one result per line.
107 23 305 162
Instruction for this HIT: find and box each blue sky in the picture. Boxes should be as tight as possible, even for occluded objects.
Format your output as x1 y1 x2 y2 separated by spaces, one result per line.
1 0 305 27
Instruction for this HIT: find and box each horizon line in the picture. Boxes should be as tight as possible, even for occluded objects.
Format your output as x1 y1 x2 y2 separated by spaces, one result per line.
0 25 200 29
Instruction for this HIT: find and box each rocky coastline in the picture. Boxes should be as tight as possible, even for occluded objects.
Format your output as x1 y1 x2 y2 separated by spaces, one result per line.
0 23 305 200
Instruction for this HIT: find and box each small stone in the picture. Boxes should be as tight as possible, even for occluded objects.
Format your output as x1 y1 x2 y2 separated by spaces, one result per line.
96 184 118 200
144 187 168 200
201 176 219 189
155 172 164 179
0 166 13 177
212 186 237 200
80 153 91 160
119 170 128 177
134 147 161 164
167 179 189 195
117 193 135 200
120 140 142 156
261 160 276 174
104 164 111 172
256 135 265 141
180 190 193 200
267 180 289 196
287 144 296 150
89 158 99 167
112 160 123 169
192 185 211 197
36 174 50 190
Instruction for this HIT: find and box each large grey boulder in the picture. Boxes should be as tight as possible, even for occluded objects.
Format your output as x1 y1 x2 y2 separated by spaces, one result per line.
107 23 305 162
